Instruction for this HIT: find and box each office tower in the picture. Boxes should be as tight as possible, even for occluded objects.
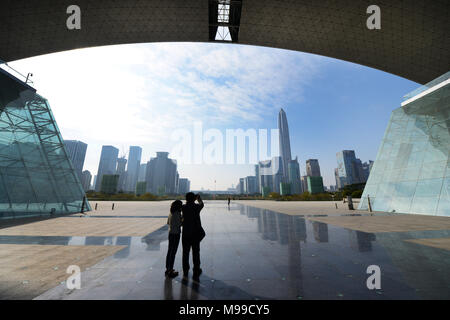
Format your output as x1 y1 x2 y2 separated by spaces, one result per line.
306 159 321 177
100 174 119 194
116 157 127 192
336 150 365 187
175 172 179 194
258 156 283 194
288 158 301 194
95 145 119 191
244 176 257 194
239 178 245 194
145 152 178 195
92 175 97 190
64 140 87 181
135 181 147 196
362 161 374 182
280 182 291 196
307 176 324 194
301 176 308 194
125 146 142 192
81 170 92 191
178 178 191 195
138 163 147 182
278 108 292 181
255 164 260 194
334 168 344 190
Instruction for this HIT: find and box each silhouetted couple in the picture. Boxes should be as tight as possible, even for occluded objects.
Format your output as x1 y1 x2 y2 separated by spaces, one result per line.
165 192 205 280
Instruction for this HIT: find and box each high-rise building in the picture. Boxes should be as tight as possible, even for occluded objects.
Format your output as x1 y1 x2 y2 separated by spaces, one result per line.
116 157 127 192
301 176 308 194
125 146 142 192
145 152 178 195
92 175 97 190
178 178 191 195
307 176 324 194
244 176 257 194
334 168 344 190
100 174 119 194
64 140 87 181
278 108 292 181
254 164 260 194
258 156 283 194
306 159 321 177
288 158 301 194
280 182 291 196
135 181 147 196
238 178 245 194
336 150 365 187
81 170 92 191
95 145 119 191
138 163 147 182
361 160 374 182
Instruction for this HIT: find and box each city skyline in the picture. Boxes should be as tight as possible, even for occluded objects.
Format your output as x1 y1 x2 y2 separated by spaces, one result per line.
9 43 419 189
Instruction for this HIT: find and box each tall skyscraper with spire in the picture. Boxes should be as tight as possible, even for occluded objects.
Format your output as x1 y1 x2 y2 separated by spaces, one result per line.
278 108 292 181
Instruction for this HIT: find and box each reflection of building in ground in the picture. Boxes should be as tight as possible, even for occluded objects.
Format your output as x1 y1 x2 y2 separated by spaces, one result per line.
312 222 328 242
348 231 376 252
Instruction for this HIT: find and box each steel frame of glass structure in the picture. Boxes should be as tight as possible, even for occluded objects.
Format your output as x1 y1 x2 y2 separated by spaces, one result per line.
0 67 90 219
359 72 450 216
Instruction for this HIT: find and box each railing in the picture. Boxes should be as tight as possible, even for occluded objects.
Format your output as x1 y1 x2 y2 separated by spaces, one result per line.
0 58 34 87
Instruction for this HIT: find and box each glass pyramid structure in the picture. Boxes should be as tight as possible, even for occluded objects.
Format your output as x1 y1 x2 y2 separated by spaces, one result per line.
359 72 449 216
0 66 90 219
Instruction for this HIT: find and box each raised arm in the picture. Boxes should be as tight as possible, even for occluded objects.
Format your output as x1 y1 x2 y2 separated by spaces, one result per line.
196 194 204 210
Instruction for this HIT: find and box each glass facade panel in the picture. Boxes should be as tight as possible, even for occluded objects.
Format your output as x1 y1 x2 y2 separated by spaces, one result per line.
0 68 90 219
359 72 450 216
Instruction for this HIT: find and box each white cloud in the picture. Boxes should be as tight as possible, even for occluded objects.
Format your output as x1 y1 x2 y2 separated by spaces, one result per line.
9 42 326 189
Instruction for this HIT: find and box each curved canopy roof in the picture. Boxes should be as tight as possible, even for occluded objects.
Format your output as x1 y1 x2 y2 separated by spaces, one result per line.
0 0 448 84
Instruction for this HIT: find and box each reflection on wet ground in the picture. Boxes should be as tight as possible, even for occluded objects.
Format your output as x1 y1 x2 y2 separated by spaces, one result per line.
29 202 450 300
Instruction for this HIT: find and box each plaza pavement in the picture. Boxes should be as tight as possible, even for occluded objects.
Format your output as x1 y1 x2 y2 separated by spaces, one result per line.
0 200 448 299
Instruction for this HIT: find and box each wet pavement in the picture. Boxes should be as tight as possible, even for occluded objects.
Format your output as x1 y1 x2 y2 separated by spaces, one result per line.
25 202 450 299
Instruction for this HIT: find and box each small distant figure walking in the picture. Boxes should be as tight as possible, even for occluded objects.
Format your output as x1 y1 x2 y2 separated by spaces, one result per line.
181 192 205 279
227 197 231 207
165 200 183 278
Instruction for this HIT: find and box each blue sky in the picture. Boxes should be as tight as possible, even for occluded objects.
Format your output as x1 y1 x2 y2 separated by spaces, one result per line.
10 43 419 190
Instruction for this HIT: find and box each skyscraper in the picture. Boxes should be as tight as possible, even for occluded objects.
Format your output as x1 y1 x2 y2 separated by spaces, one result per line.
306 159 321 177
125 146 142 192
138 163 147 182
81 170 92 191
178 178 191 195
278 108 292 181
116 157 127 192
336 150 365 187
95 145 119 191
258 156 283 194
288 158 301 194
145 152 178 195
64 140 87 181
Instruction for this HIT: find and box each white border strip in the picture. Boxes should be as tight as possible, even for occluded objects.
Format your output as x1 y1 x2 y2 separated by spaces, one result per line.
401 78 450 107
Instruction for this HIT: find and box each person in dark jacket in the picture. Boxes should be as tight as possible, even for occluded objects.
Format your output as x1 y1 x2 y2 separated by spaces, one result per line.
181 192 204 279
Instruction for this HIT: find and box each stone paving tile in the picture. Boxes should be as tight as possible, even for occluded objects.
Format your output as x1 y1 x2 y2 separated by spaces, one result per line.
0 217 166 237
0 244 125 299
